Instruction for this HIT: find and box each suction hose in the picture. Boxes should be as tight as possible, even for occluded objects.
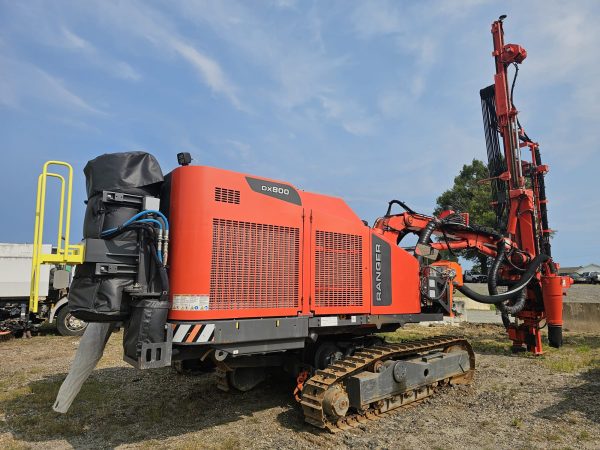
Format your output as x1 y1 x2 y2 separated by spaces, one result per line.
487 242 527 319
416 219 438 264
456 253 550 304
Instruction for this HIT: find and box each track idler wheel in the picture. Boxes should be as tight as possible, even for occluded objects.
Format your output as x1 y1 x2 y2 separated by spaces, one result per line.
314 342 343 370
322 385 350 421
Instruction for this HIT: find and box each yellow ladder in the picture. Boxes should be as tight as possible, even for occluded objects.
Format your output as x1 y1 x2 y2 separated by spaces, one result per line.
29 161 84 313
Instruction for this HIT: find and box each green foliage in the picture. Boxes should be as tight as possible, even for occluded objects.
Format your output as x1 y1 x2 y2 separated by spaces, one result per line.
434 159 495 226
434 159 496 271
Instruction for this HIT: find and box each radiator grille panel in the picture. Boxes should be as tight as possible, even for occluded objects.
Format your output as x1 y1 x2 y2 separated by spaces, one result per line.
214 187 240 204
210 219 300 310
315 231 363 307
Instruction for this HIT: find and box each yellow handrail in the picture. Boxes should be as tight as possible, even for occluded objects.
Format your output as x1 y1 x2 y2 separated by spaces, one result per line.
29 161 84 313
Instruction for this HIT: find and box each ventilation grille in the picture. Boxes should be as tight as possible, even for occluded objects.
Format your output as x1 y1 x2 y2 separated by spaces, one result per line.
210 219 300 310
214 187 240 204
314 231 363 307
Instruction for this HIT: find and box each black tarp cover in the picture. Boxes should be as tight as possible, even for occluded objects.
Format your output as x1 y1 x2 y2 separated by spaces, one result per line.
83 151 164 198
70 151 165 322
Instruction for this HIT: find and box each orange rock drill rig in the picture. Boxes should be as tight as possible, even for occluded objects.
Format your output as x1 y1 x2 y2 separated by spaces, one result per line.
39 17 570 430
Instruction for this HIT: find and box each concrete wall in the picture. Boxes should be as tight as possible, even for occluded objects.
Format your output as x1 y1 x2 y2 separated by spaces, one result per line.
563 302 600 333
454 283 493 310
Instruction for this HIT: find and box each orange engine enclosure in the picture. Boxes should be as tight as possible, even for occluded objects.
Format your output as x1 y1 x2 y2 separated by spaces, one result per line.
167 166 421 321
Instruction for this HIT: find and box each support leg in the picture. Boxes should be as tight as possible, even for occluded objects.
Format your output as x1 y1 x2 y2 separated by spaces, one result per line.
53 322 115 413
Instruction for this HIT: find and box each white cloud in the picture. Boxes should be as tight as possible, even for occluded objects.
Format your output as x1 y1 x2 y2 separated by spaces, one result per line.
319 96 376 136
270 0 298 9
105 1 242 109
60 27 88 50
167 39 241 110
350 1 406 38
59 27 141 81
502 1 600 170
224 139 252 160
171 1 375 135
0 55 103 114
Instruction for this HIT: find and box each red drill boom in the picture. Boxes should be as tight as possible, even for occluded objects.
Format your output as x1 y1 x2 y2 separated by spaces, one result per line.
374 16 571 354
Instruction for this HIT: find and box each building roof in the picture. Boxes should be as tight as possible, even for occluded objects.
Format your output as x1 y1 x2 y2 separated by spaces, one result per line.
560 264 600 275
560 266 582 274
580 264 600 272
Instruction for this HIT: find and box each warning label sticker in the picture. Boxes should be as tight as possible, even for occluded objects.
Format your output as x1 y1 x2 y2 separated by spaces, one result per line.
320 316 338 327
172 295 210 311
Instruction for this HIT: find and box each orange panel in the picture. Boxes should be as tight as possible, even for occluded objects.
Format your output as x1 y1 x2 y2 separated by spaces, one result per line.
168 166 304 320
168 165 421 321
304 192 371 315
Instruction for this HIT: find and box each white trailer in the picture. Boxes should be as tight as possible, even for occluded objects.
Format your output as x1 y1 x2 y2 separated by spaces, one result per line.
0 243 87 336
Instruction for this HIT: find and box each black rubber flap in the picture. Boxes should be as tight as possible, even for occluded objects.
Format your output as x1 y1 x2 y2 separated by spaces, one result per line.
83 151 164 199
123 299 170 360
68 263 133 322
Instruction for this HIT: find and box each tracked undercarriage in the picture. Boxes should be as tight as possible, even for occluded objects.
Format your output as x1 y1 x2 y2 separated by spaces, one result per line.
300 336 475 432
210 335 475 432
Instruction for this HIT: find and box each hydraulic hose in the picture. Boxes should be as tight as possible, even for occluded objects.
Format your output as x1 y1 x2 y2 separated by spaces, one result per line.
496 288 526 315
385 200 416 216
416 219 438 264
487 241 507 295
456 253 550 304
486 242 527 317
418 220 437 246
101 210 169 236
148 241 169 300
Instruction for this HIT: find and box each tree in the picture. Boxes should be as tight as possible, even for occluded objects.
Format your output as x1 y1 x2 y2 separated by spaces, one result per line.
434 159 496 274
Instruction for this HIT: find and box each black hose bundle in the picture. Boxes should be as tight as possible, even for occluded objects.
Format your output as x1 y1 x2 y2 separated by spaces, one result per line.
456 253 550 304
487 242 527 320
411 215 548 319
103 222 168 296
110 222 170 362
147 240 169 301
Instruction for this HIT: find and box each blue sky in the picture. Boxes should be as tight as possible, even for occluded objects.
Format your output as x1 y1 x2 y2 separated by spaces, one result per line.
0 0 598 268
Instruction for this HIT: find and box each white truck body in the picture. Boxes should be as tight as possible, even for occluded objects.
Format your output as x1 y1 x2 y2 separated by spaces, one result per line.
0 243 51 298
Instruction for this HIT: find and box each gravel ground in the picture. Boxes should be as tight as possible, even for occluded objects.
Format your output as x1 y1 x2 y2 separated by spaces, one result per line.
1 324 599 450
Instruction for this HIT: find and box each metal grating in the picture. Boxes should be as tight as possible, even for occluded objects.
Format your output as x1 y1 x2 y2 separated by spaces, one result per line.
210 219 300 310
314 231 363 307
214 187 240 204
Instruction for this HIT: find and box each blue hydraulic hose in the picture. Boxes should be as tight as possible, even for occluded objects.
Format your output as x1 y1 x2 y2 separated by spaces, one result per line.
101 227 117 236
134 218 163 230
123 210 169 230
99 210 169 265
101 210 169 236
